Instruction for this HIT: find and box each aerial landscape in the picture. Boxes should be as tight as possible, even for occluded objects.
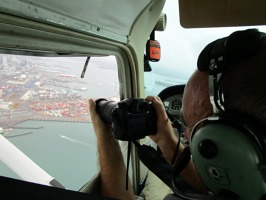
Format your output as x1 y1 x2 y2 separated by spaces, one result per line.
0 54 95 132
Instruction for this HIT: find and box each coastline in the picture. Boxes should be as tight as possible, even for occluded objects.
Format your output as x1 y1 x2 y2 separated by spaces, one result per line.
0 116 91 129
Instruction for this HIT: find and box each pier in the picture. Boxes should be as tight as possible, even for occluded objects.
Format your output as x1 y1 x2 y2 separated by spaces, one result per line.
12 126 43 129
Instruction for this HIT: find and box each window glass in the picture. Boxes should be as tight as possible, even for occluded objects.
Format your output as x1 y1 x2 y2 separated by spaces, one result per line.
0 54 119 190
144 0 266 96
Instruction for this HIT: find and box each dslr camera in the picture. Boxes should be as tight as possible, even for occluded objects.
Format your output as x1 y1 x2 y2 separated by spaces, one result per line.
95 98 157 141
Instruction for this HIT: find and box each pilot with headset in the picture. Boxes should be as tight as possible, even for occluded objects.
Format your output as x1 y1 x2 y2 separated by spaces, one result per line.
88 28 266 200
188 28 266 200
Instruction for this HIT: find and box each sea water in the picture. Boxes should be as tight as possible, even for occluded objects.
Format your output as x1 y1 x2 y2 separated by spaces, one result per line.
1 120 98 191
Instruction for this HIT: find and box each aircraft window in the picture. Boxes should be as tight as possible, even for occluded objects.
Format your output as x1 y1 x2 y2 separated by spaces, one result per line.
143 0 266 148
144 0 266 114
0 54 119 190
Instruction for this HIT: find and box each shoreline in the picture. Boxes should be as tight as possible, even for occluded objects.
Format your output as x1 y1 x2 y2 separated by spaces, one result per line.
0 116 91 129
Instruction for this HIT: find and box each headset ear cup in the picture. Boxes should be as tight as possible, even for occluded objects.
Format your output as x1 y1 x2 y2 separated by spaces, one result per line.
190 115 266 200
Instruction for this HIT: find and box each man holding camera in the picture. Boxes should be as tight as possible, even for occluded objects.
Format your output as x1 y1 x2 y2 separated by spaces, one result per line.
88 28 266 199
88 69 211 199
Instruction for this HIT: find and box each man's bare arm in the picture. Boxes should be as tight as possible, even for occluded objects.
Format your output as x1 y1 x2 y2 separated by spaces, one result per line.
89 99 135 199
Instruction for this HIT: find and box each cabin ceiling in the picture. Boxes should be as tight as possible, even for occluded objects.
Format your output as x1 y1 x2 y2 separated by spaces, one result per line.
0 0 152 43
1 0 265 43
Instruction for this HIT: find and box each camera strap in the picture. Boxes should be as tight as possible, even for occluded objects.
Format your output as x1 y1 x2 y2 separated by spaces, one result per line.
133 112 193 196
126 141 132 190
166 110 182 165
133 140 174 187
133 141 192 195
125 140 174 192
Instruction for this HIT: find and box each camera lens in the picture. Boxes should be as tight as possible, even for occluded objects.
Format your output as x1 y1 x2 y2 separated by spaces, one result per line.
95 98 118 124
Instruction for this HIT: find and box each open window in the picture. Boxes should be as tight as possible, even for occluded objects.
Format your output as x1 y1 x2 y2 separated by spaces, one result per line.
0 54 120 191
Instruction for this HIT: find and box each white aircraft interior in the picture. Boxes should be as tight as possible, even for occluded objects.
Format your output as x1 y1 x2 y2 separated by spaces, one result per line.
0 0 266 199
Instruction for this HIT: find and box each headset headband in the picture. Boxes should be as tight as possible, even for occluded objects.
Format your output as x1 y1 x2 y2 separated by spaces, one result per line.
197 29 265 113
197 28 265 74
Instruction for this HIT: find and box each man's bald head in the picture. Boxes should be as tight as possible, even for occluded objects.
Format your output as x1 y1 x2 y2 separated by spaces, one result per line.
181 70 213 140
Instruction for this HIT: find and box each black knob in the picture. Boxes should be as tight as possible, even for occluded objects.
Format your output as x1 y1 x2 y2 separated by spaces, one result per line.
198 139 217 159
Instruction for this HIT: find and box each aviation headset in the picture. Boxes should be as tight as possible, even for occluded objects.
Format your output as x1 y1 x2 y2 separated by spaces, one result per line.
190 29 266 200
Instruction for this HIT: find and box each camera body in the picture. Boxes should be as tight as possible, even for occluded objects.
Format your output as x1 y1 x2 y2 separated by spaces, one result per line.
95 98 157 141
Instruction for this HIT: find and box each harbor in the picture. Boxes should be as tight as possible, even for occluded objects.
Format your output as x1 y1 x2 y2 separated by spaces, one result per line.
0 55 95 130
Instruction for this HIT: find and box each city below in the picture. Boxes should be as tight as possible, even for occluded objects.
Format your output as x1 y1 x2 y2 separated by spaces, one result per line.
0 55 93 132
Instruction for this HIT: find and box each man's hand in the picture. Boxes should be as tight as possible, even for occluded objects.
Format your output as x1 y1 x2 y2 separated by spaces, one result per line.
88 99 111 136
145 96 179 163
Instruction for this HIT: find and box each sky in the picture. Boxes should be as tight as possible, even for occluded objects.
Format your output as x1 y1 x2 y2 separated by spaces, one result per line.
150 0 266 81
